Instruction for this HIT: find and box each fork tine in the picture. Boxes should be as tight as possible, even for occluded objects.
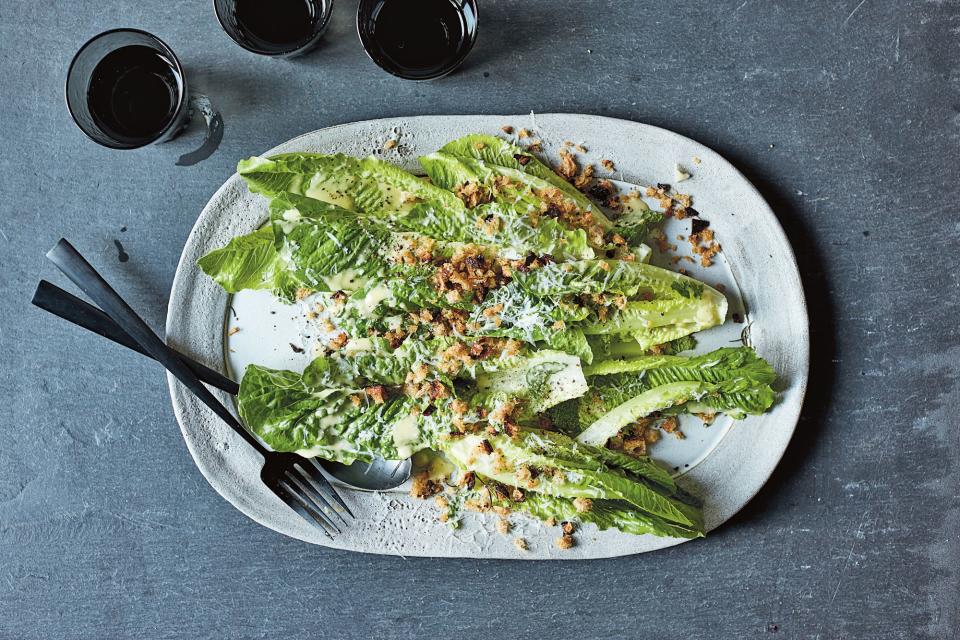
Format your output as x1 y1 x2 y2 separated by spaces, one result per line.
271 481 335 540
291 464 349 527
303 458 355 519
285 469 342 533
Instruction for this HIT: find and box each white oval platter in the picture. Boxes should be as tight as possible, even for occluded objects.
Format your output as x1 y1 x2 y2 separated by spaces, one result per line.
166 114 809 559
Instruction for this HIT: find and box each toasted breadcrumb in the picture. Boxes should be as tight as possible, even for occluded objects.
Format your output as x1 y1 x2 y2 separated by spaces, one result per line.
458 472 476 491
328 332 349 350
573 498 594 513
364 385 387 404
555 534 576 550
537 185 604 246
561 521 576 535
545 517 557 527
514 537 529 551
496 518 511 535
410 471 442 498
383 139 398 151
501 125 514 134
660 416 684 439
601 159 616 171
557 149 578 179
295 287 312 301
518 128 531 138
227 326 240 336
572 164 595 191
455 181 492 208
574 143 588 153
696 412 718 425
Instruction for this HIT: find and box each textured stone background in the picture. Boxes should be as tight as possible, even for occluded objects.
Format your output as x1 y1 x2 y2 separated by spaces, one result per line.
1 1 958 638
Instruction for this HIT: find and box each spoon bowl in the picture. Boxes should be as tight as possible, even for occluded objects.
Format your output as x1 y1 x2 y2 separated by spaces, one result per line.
322 457 412 491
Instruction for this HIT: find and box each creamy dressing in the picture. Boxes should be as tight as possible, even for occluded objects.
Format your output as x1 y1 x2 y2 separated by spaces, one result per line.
294 441 358 458
306 175 355 209
343 337 374 355
357 284 393 317
322 268 365 292
391 414 421 459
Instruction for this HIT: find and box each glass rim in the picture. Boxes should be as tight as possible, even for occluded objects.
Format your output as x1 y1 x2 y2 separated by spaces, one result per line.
64 28 188 150
212 0 334 57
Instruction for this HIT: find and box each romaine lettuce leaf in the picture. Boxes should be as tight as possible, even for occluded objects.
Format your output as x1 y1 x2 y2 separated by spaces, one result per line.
238 364 425 464
238 152 464 216
485 481 702 539
438 133 591 207
419 151 612 229
555 347 777 444
440 431 702 531
195 226 289 295
491 491 704 539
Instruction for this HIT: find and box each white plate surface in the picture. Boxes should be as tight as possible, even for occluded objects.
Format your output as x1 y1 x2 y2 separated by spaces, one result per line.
166 114 809 559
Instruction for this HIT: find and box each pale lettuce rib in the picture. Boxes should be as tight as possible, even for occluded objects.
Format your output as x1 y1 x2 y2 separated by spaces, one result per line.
576 381 707 446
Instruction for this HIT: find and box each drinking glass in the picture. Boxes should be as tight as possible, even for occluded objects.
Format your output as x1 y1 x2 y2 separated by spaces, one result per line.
65 29 189 150
214 0 334 57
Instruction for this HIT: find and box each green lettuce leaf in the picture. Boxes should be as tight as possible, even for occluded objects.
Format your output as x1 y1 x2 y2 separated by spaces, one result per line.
195 226 288 295
440 430 702 531
438 133 591 207
558 347 777 444
238 152 464 216
419 151 612 229
485 481 702 539
237 364 425 464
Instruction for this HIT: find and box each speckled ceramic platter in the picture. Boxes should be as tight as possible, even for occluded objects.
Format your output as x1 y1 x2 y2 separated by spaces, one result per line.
166 114 809 559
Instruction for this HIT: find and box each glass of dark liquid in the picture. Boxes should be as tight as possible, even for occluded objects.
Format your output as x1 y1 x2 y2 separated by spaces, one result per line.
357 0 478 80
65 29 188 150
214 0 333 57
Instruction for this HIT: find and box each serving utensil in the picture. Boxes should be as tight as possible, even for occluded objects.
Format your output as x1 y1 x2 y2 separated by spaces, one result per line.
32 278 413 491
40 239 359 538
32 280 413 491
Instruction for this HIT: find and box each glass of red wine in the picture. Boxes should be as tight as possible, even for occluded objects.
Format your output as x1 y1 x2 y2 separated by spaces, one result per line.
214 0 334 57
65 29 189 150
357 0 478 80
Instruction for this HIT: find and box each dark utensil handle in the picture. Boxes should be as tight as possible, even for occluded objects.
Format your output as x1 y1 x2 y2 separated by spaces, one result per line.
32 280 240 396
45 239 264 454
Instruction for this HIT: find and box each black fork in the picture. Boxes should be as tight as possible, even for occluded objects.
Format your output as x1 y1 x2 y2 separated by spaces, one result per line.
42 239 353 538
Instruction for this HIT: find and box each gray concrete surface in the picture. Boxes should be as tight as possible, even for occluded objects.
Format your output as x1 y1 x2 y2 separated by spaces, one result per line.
1 1 958 638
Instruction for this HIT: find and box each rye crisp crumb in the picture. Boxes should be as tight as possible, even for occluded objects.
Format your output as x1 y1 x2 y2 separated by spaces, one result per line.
555 534 576 550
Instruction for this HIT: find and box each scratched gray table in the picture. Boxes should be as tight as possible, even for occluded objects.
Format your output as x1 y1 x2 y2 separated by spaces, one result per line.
1 1 957 638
